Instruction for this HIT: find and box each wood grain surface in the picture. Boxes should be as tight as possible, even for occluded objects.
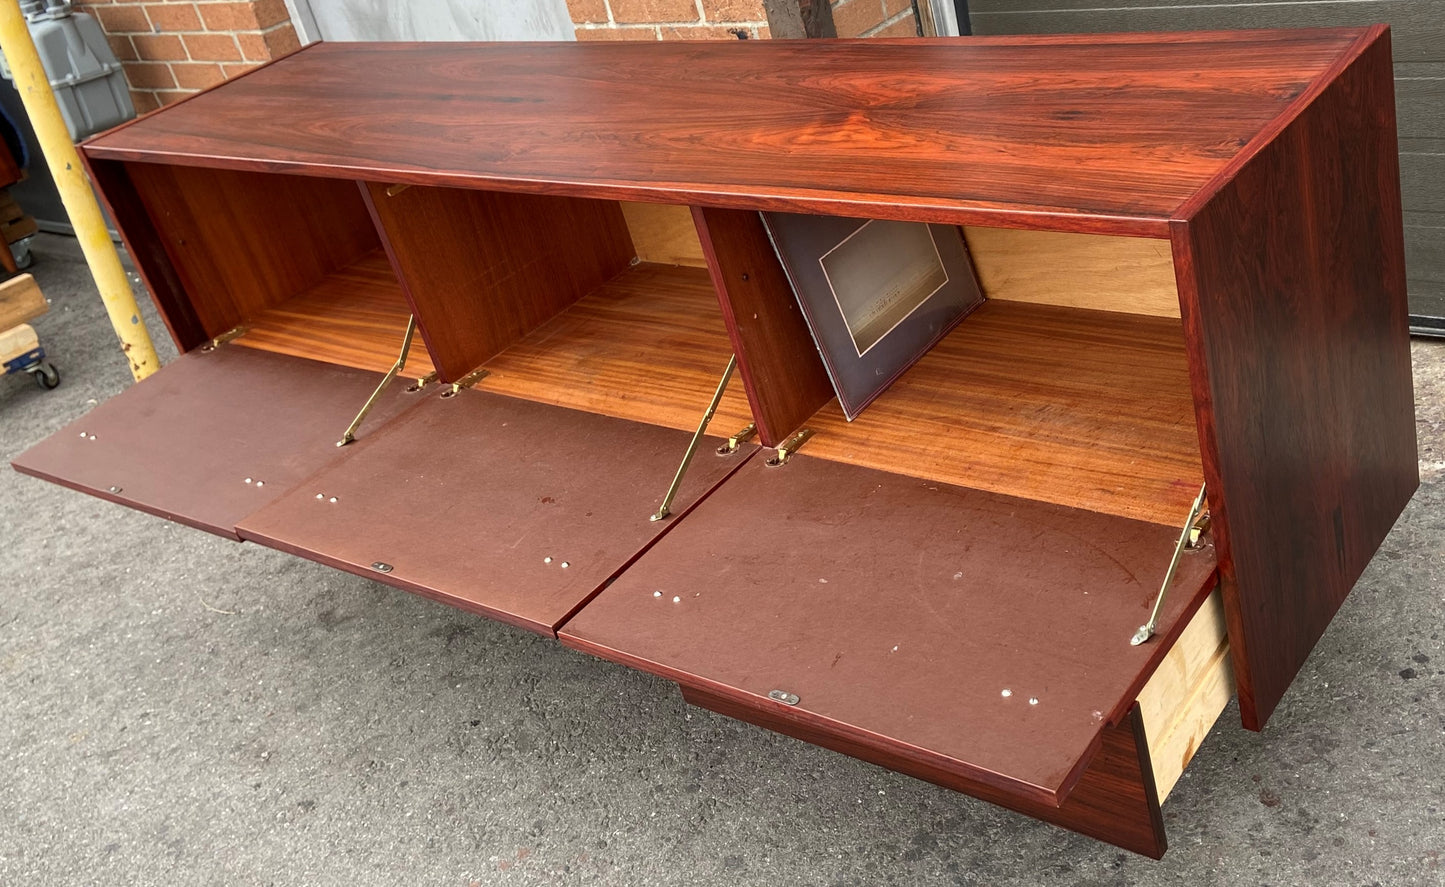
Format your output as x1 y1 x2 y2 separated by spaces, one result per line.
1172 28 1418 728
693 207 834 446
560 454 1218 809
802 300 1205 526
363 182 634 382
479 263 757 437
82 32 1365 234
123 163 382 339
234 250 435 377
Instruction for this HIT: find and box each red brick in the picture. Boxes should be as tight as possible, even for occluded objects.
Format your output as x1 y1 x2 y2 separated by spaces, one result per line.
830 0 885 38
131 33 187 61
124 62 176 89
660 24 750 39
156 90 190 106
565 0 609 25
144 2 201 30
106 34 137 62
609 0 697 25
261 23 300 57
700 0 764 21
196 1 259 30
883 0 912 16
171 62 225 89
95 4 152 33
251 0 291 28
129 90 160 114
574 26 658 41
234 31 267 61
183 33 242 61
871 13 918 37
222 62 260 78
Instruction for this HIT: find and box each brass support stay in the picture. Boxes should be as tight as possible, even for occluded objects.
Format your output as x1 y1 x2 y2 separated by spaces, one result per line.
337 314 417 447
1130 483 1209 646
650 354 737 522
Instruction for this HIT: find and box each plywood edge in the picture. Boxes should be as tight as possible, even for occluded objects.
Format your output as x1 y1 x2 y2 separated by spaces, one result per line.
1136 587 1233 800
963 226 1180 318
620 202 707 267
0 273 46 332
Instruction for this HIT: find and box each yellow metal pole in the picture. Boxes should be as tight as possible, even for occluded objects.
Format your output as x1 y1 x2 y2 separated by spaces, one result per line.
0 0 158 380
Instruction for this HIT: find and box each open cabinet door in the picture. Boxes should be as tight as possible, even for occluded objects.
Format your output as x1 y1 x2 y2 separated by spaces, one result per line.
11 345 423 539
237 387 760 635
560 454 1219 855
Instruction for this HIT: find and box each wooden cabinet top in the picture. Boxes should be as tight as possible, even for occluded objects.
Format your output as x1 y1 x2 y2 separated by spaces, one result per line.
83 28 1382 235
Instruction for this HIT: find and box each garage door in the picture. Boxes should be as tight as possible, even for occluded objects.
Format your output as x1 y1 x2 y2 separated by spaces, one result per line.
969 0 1445 326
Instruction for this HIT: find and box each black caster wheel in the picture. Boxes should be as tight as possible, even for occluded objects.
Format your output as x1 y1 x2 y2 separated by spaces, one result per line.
32 361 59 390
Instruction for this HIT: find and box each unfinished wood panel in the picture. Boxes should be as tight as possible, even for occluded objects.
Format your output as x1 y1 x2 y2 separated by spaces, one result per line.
480 263 755 435
963 227 1180 318
620 202 706 267
802 300 1205 526
693 206 833 446
1137 588 1232 800
233 251 435 376
125 163 382 339
364 182 634 383
0 273 45 331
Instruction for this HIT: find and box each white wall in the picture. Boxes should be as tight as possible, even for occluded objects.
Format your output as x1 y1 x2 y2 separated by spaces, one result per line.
284 0 575 43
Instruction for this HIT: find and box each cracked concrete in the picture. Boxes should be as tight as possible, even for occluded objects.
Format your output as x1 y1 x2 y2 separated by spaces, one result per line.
2 234 1443 886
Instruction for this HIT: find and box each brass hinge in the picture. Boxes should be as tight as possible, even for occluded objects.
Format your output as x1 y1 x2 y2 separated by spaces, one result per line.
764 428 815 467
441 366 490 398
200 326 247 352
406 370 439 393
715 422 757 456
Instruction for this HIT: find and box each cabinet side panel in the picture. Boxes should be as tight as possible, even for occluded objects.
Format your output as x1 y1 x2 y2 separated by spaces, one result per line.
363 183 635 383
83 156 207 351
691 207 833 446
1174 31 1417 729
123 164 383 339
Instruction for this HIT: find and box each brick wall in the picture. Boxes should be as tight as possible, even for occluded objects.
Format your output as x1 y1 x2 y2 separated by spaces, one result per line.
567 0 772 41
830 0 918 37
75 0 301 112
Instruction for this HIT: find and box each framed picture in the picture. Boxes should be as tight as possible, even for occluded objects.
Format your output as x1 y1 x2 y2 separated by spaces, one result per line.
761 212 984 420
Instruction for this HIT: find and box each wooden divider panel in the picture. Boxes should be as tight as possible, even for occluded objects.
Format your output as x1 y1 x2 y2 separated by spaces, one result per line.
84 158 207 351
363 183 635 383
692 207 833 446
124 163 382 339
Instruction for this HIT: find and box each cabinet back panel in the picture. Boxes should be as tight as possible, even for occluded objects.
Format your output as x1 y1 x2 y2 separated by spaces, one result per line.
364 183 635 382
800 300 1205 526
620 202 707 267
963 227 1181 318
125 163 382 339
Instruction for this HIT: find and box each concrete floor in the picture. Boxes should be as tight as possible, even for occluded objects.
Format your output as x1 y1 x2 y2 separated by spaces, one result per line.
2 233 1443 886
